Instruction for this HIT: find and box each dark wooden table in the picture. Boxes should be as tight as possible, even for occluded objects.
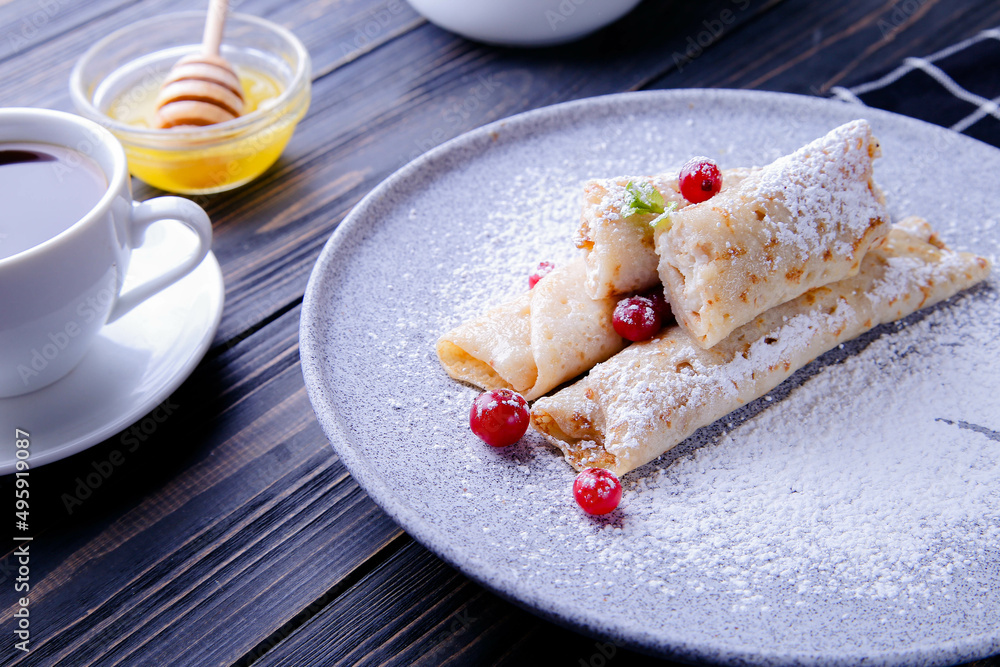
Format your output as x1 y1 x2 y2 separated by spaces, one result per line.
2 0 999 665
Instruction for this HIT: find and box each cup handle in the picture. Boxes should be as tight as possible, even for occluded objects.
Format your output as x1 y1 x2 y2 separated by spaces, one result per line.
105 197 213 324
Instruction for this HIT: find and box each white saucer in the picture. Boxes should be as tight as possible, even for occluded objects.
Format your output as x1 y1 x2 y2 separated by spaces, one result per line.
0 219 224 474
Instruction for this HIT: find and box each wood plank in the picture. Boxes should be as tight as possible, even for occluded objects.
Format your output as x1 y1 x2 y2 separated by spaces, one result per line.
0 0 128 62
0 0 425 106
644 0 1000 94
253 539 684 667
0 305 399 666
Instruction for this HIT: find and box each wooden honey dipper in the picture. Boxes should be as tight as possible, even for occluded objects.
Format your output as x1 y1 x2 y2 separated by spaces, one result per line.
154 0 245 129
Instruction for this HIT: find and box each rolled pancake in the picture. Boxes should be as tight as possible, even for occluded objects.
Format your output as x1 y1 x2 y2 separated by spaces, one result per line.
657 119 891 349
436 258 626 400
531 218 990 476
575 168 755 299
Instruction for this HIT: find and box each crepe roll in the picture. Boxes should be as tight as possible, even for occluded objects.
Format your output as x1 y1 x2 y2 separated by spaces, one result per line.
575 168 755 299
436 257 626 400
657 119 891 349
531 218 990 477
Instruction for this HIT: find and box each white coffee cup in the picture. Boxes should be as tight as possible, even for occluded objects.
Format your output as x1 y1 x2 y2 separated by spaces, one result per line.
0 108 212 397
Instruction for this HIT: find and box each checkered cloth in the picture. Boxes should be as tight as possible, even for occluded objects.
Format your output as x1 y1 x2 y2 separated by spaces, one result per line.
831 28 1000 148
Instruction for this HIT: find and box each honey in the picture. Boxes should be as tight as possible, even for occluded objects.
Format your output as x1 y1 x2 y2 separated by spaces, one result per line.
106 67 302 194
71 11 311 196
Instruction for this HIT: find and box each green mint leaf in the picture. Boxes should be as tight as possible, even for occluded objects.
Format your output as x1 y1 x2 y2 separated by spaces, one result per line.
649 202 678 231
622 181 665 218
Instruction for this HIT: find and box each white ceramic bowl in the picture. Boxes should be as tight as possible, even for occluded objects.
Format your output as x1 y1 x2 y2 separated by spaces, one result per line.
407 0 642 47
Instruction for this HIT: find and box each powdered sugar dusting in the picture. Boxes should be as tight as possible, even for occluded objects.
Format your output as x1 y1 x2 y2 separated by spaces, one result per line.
602 288 1000 605
609 303 856 457
736 119 888 260
597 233 986 457
870 253 973 309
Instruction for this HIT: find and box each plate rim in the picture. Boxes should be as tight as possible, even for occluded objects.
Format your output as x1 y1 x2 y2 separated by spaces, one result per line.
300 88 1000 666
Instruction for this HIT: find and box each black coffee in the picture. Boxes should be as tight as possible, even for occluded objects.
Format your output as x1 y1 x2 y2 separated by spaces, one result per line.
0 142 107 260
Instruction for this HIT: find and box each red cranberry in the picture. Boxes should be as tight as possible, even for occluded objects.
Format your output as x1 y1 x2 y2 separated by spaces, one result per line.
573 468 622 515
643 289 672 324
679 157 722 203
469 389 530 447
529 261 556 289
612 296 662 342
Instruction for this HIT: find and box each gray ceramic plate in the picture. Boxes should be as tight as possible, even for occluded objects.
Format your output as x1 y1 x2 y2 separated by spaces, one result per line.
300 90 1000 666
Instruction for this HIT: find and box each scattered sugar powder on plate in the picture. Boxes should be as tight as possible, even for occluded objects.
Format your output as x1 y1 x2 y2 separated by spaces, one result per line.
307 91 1000 662
429 234 995 643
597 287 1000 603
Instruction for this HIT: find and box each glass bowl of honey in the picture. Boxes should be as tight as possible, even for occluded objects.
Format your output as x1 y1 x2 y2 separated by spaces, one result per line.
70 11 310 194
